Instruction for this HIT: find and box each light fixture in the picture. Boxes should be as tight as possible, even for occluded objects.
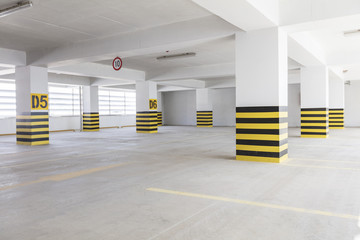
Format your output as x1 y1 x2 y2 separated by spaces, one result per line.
0 1 33 18
343 29 360 38
156 52 196 60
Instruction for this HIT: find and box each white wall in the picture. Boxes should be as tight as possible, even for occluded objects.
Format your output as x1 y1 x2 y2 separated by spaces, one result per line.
345 82 360 127
100 115 136 127
163 88 236 127
288 84 301 127
213 88 235 126
0 115 136 134
163 90 196 126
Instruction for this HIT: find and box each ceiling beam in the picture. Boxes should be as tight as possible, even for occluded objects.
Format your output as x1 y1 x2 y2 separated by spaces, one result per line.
49 62 145 82
0 48 26 67
192 0 278 31
147 63 235 82
27 16 239 67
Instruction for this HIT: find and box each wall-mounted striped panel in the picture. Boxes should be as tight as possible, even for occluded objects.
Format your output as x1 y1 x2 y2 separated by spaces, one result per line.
301 108 328 138
236 106 288 163
137 111 158 133
329 109 344 129
157 112 163 126
83 112 99 132
16 112 49 146
197 111 213 127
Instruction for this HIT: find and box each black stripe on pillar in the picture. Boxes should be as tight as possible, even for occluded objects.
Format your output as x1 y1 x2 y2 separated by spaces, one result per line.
236 106 288 163
136 111 158 133
300 108 329 138
16 112 49 146
329 108 344 129
197 111 213 127
83 112 99 131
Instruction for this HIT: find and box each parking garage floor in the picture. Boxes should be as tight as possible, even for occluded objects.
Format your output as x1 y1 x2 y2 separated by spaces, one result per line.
0 126 359 240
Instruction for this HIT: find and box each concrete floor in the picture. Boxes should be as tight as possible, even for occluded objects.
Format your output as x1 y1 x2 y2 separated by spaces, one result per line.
0 126 359 240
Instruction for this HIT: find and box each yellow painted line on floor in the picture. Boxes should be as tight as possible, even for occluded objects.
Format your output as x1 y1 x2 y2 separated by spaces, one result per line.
0 162 132 191
282 163 360 171
0 149 122 169
290 158 360 165
146 188 358 220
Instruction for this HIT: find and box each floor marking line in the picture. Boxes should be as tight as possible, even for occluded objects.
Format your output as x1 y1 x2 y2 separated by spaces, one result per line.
0 162 132 191
282 163 360 171
147 203 216 240
289 158 360 165
0 149 121 169
146 188 358 220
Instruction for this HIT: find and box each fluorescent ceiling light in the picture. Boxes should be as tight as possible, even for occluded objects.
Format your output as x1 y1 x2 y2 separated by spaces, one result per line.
0 1 33 18
344 29 360 38
156 52 196 60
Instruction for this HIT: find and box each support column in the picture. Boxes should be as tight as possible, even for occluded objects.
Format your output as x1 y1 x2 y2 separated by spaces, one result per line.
235 28 288 163
329 77 345 129
83 86 99 132
16 66 49 146
196 88 213 127
157 91 163 126
136 81 158 133
300 66 329 138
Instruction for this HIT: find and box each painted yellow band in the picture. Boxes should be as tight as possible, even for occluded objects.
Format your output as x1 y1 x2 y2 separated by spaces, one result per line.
301 123 327 127
301 135 328 138
16 122 49 126
236 123 288 130
236 112 288 118
300 129 329 133
301 111 328 115
16 128 49 132
17 140 49 146
301 117 328 121
236 144 288 153
236 154 288 163
236 133 288 141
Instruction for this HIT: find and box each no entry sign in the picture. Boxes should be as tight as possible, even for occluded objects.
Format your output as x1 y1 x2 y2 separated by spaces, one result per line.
113 57 123 71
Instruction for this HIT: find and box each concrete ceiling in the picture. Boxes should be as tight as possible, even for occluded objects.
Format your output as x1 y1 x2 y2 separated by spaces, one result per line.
96 36 235 72
2 0 360 91
0 0 212 51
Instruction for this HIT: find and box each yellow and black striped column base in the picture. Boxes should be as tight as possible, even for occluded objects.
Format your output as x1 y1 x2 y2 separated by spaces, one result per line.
197 111 213 127
329 108 344 129
157 112 163 126
136 111 158 133
236 106 288 163
83 112 99 132
16 112 49 146
301 108 329 138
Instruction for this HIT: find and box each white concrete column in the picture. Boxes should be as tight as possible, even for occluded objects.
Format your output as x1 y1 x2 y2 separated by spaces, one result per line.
300 66 329 138
136 81 158 133
196 88 213 127
329 77 345 129
235 27 288 163
157 91 163 126
15 66 49 145
82 86 99 132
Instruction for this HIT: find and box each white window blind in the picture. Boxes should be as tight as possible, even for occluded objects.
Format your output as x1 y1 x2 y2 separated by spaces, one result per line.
0 80 16 118
49 84 80 117
99 88 136 115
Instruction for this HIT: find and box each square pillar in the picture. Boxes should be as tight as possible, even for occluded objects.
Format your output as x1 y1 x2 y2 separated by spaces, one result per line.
301 66 329 138
235 28 288 163
157 91 163 126
136 81 158 133
196 88 213 127
329 77 345 129
16 66 49 146
83 86 99 132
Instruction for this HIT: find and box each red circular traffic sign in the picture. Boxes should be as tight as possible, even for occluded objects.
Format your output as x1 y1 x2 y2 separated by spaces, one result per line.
113 57 123 71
